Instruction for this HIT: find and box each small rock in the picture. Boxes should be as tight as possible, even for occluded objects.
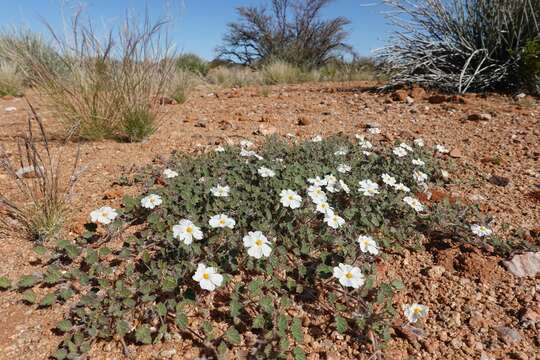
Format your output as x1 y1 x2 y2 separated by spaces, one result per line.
195 118 208 128
391 90 408 102
4 106 17 112
467 113 492 121
502 252 540 277
409 86 426 99
427 95 447 104
156 96 177 105
159 349 177 359
495 326 522 344
297 116 311 126
256 123 277 136
449 148 462 158
427 265 445 278
488 175 509 187
365 121 381 129
15 166 43 179
405 96 414 105
515 93 526 99
522 308 540 325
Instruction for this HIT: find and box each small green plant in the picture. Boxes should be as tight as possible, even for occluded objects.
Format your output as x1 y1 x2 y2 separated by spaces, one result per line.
0 101 81 242
7 135 527 359
262 60 301 85
120 106 157 142
518 37 540 93
168 69 199 104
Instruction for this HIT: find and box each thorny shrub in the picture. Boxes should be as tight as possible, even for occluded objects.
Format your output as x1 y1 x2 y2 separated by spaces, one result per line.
1 135 526 359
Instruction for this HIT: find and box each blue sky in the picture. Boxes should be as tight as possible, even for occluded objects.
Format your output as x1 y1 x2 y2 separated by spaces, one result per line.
0 0 394 60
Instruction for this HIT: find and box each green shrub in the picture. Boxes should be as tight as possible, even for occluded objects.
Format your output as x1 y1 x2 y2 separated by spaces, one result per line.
9 135 528 358
167 69 199 104
0 61 23 96
175 53 209 75
518 37 540 93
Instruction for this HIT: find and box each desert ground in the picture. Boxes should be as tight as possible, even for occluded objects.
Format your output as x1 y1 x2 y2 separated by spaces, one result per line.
0 81 538 359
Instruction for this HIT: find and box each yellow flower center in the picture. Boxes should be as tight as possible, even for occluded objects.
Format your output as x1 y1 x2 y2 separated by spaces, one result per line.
101 211 108 217
219 219 225 225
203 272 209 280
413 307 422 314
186 226 193 233
345 272 353 279
288 195 294 200
255 239 263 246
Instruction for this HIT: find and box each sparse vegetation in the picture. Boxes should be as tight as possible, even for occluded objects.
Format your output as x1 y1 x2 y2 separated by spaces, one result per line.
0 60 23 96
0 102 81 242
380 0 540 93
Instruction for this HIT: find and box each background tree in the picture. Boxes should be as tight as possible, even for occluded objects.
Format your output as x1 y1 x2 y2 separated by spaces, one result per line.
217 0 352 68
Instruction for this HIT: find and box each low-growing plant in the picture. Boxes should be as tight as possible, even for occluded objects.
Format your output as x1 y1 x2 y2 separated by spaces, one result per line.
0 101 81 242
175 53 209 75
206 65 262 87
262 60 302 85
5 135 525 359
167 69 199 104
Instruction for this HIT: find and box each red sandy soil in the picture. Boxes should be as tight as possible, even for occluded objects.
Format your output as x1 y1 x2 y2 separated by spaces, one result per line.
0 82 538 359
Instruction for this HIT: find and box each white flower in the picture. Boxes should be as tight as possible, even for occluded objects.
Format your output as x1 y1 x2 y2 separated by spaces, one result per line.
209 214 236 229
368 127 381 134
307 185 327 204
141 194 162 209
333 263 365 289
274 158 284 162
90 206 118 225
435 144 449 153
258 167 276 178
357 235 379 255
358 138 373 149
163 168 178 179
324 174 339 193
214 146 225 152
358 179 379 196
173 219 203 245
308 176 327 187
471 224 492 237
412 158 425 166
393 183 410 192
280 189 302 209
334 148 348 156
441 169 449 179
243 231 272 259
400 143 413 152
339 180 350 194
324 212 345 229
413 170 428 184
363 151 372 156
403 196 424 212
192 263 223 291
315 201 334 215
337 164 351 173
240 139 253 148
414 138 424 147
381 173 397 187
393 147 408 157
403 303 429 323
240 148 263 160
311 135 322 142
210 184 230 197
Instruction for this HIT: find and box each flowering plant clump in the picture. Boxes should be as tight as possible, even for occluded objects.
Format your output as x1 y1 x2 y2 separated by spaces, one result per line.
7 135 513 359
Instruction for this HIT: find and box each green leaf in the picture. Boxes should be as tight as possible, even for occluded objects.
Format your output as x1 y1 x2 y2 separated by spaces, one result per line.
279 337 290 352
247 279 263 296
116 320 130 337
58 288 74 301
202 321 213 339
84 249 98 265
53 349 68 360
229 297 241 318
22 289 36 304
57 320 73 333
224 326 241 345
175 311 188 328
0 276 11 290
335 316 348 334
291 318 303 343
162 276 177 292
252 314 265 329
260 296 273 313
33 245 47 256
292 346 306 360
135 325 152 344
17 275 39 289
391 278 404 290
277 314 289 336
40 293 57 307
